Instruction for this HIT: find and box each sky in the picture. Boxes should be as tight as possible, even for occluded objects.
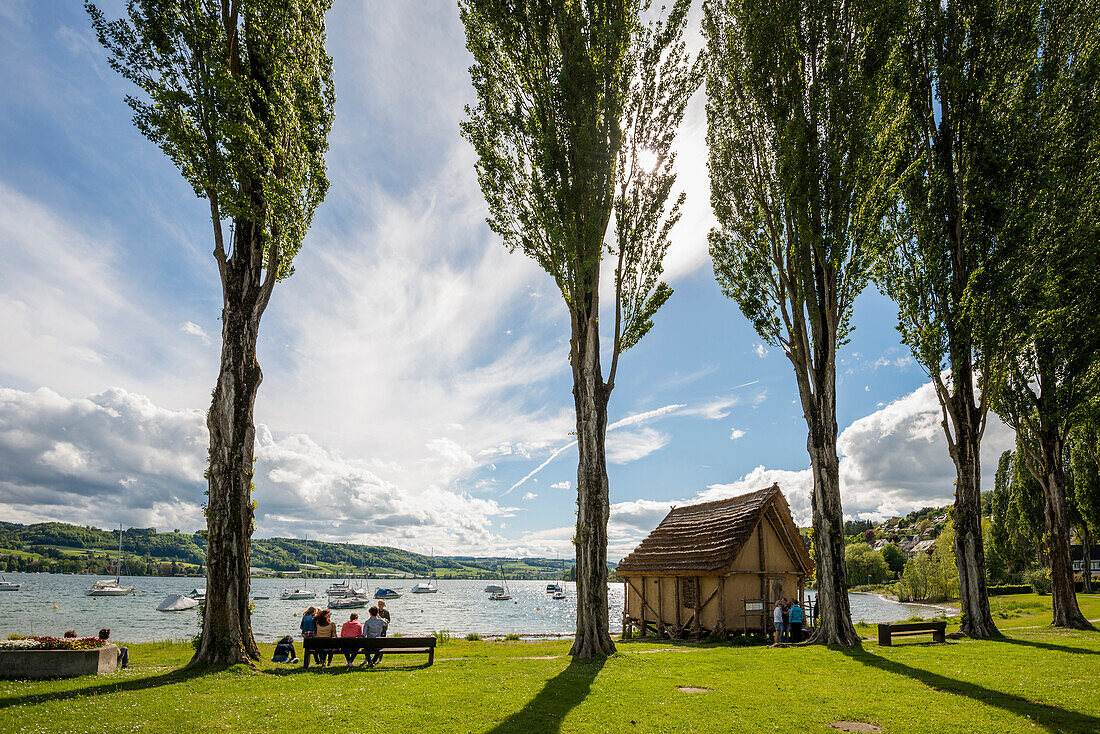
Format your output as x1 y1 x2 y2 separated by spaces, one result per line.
0 2 1015 561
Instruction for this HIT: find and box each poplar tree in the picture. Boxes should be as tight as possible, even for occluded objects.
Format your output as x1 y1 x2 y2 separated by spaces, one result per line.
703 0 899 646
986 0 1100 630
870 0 1040 639
87 0 335 664
460 0 699 658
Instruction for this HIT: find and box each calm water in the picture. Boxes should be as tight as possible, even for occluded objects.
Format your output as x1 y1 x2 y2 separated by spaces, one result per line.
0 573 948 642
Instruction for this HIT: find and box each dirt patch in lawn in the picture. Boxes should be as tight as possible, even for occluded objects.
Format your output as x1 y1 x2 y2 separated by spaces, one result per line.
829 723 882 733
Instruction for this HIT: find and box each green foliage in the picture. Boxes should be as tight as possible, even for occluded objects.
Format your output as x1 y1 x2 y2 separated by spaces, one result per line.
1025 568 1051 596
881 543 907 577
431 630 452 645
504 633 521 641
987 448 1044 582
465 633 482 642
845 543 891 586
897 521 959 602
459 0 698 354
86 0 335 279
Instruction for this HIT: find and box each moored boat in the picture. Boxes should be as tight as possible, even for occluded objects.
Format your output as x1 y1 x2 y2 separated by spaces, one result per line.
374 588 401 599
280 588 317 600
85 579 135 596
157 594 200 612
410 581 438 594
330 595 369 609
0 576 20 591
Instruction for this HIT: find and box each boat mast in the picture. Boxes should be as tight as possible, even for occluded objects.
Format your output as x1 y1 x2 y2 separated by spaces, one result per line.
116 523 123 583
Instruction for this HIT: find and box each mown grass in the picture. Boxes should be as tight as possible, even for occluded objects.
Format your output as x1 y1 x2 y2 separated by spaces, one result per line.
1 594 1098 733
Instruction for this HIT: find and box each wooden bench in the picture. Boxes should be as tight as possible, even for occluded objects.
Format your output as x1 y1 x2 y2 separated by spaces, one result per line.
303 636 436 667
877 621 946 646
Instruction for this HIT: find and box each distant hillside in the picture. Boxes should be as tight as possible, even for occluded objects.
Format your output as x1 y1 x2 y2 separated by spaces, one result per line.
0 521 588 579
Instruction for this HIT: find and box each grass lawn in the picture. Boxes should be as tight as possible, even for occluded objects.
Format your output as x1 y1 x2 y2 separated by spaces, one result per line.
2 594 1099 733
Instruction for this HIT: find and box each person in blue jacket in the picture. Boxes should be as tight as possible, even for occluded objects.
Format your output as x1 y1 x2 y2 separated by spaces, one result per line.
300 606 317 638
788 599 805 643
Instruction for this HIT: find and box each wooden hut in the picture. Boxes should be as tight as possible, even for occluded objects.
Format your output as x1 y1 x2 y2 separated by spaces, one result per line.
617 484 812 639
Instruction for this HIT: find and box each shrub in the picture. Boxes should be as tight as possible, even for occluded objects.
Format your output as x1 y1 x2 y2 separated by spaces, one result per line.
987 584 1032 596
465 633 481 641
504 633 521 641
431 630 452 645
1025 568 1051 595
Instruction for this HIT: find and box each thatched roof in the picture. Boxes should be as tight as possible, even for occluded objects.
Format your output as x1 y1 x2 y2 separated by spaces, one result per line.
616 484 812 576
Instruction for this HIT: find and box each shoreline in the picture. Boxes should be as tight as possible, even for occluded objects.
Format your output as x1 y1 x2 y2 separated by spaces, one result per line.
850 590 959 617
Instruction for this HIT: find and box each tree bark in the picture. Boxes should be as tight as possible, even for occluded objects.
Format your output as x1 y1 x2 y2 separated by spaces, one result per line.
803 390 861 648
1037 424 1093 630
569 302 616 659
944 362 1000 638
1081 523 1093 594
190 221 269 667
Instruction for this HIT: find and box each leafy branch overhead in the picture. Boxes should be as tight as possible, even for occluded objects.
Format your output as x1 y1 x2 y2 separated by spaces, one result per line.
460 0 699 369
86 0 335 288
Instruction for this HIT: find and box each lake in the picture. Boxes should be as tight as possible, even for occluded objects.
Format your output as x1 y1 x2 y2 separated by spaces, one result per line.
0 573 951 642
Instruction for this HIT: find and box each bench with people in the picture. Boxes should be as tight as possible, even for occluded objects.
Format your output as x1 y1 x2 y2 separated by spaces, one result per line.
293 602 435 669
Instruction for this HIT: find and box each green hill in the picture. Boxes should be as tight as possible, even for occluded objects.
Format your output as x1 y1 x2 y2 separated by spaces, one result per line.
0 521 586 579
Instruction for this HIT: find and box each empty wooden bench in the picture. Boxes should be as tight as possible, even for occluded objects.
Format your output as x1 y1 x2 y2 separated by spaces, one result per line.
877 621 946 646
303 636 436 667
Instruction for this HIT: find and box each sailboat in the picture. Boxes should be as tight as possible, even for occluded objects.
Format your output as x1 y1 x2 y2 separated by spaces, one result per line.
489 564 512 601
0 576 21 591
85 524 135 596
410 548 439 593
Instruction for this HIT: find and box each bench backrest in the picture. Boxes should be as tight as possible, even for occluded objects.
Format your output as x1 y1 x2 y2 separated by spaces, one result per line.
879 621 946 633
304 635 436 650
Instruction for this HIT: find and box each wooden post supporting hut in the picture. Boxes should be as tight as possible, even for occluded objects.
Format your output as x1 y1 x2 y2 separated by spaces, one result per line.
617 484 813 640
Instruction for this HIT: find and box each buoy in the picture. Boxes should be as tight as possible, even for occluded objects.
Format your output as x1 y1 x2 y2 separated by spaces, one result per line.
52 605 59 609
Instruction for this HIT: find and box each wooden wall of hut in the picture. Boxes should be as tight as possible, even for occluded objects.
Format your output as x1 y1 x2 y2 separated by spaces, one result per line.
622 511 806 638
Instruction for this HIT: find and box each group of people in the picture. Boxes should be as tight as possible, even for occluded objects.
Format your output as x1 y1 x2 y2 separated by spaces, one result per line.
286 600 391 668
772 597 805 644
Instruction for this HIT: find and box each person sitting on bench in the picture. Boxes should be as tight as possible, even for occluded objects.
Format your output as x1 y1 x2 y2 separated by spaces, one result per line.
363 606 388 668
340 613 364 666
313 609 337 666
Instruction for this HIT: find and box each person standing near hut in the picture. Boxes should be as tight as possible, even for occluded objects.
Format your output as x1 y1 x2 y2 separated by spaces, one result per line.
781 598 791 642
788 599 805 643
773 599 786 644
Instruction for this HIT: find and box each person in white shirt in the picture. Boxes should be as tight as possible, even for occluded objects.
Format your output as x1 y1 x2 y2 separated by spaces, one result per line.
773 599 786 645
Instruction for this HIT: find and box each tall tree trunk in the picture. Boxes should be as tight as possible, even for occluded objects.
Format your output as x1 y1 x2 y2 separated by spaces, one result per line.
1081 523 1093 594
190 223 268 667
803 383 860 648
569 304 616 659
946 364 1000 638
1037 426 1093 630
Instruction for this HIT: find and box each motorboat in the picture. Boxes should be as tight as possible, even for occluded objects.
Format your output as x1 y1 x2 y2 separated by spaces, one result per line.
280 588 317 600
483 584 504 594
157 594 200 612
0 576 20 591
374 588 401 599
85 579 135 596
86 524 135 596
326 581 352 597
187 588 206 601
330 595 369 609
410 581 438 594
551 591 567 600
546 583 563 594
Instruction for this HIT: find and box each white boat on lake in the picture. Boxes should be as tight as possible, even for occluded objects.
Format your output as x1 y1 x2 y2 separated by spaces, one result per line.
85 578 135 596
85 524 135 596
0 576 20 591
411 581 438 593
187 588 206 601
157 594 200 612
280 588 317 600
330 595 369 609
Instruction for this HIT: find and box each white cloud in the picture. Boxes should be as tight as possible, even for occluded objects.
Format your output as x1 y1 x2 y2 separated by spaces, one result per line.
522 492 538 501
607 428 671 464
180 321 211 346
753 344 768 358
0 386 518 554
680 395 740 420
550 481 570 490
729 428 745 440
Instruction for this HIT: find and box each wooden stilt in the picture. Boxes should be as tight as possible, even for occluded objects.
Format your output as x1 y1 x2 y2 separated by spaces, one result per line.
657 578 665 638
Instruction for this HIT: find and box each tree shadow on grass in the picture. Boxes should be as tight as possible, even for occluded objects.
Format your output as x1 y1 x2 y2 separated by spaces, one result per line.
994 635 1099 656
487 657 605 734
0 666 207 710
840 648 1100 733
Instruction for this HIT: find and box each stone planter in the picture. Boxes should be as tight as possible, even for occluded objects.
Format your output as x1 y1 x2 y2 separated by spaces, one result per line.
0 644 118 679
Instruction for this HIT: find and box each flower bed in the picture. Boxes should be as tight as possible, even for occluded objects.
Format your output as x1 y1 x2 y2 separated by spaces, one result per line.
1 636 106 651
0 638 117 679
